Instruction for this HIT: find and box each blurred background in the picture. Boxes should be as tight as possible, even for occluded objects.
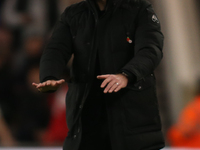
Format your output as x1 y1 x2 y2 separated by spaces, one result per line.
0 0 200 148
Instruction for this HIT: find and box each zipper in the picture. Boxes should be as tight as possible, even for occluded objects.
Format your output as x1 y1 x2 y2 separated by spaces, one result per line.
77 12 99 127
87 12 98 78
78 11 99 109
87 4 111 74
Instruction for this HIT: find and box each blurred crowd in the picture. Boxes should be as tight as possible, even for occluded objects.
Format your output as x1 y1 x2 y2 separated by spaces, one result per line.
167 81 200 148
0 0 81 146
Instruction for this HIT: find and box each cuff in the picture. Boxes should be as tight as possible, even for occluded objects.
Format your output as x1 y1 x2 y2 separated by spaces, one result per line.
41 76 58 83
120 70 137 83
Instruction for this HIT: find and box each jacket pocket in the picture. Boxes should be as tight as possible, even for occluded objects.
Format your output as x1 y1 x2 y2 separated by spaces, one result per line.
122 76 157 107
126 74 155 91
121 75 161 133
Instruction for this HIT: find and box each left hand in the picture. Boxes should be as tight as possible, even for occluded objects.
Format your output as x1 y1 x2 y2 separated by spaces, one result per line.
32 79 65 92
97 74 128 93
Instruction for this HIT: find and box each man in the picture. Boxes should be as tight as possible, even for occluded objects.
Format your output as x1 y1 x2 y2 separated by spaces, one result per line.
33 0 165 149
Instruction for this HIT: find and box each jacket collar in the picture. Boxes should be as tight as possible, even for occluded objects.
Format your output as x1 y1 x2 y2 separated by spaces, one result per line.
86 0 123 17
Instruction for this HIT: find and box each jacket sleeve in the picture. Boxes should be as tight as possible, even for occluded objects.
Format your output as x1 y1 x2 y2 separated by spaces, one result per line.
39 8 73 82
121 1 164 82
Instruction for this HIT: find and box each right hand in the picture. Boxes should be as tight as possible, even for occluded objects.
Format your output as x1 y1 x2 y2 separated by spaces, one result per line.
32 79 65 92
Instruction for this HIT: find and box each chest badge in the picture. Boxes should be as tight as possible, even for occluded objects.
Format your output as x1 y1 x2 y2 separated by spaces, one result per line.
152 14 159 23
127 37 132 44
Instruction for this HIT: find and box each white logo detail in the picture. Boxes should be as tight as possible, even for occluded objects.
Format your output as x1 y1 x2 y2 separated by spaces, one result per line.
152 15 159 23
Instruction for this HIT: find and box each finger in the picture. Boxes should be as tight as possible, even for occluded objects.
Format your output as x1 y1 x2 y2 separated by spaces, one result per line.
46 80 51 86
108 82 119 93
104 80 117 93
97 74 111 79
56 79 65 84
51 81 57 87
41 82 47 87
32 82 38 87
40 80 62 87
36 83 42 88
37 82 46 88
114 85 122 92
101 76 113 88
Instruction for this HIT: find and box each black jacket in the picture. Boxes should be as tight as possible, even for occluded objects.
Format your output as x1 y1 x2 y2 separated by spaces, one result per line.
40 0 165 149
